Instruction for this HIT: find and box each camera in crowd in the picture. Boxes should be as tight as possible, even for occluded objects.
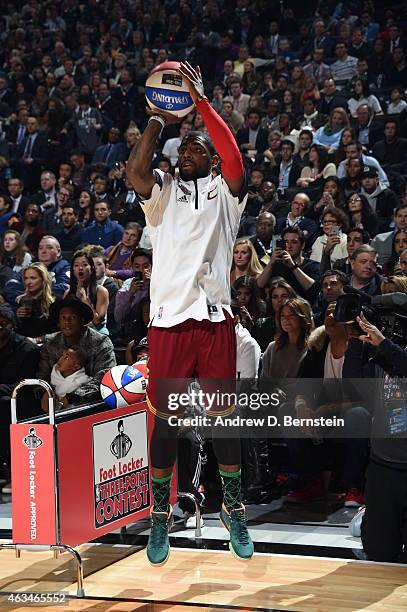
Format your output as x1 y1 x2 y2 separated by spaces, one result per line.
334 288 407 345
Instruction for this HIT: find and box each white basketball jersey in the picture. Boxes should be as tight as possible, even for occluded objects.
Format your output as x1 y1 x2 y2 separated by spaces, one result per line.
140 169 247 328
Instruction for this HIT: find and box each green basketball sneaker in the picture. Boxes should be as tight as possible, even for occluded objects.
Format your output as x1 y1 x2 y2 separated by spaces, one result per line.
220 503 254 561
146 507 173 566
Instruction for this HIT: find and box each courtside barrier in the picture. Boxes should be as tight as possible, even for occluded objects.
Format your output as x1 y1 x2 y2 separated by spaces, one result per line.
0 379 178 597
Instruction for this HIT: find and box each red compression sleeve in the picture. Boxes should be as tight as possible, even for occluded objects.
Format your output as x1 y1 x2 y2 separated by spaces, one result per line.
196 98 244 181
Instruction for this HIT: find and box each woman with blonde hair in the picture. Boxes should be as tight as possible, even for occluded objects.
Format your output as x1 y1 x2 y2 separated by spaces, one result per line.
230 238 263 284
381 275 407 294
0 230 32 272
313 107 350 151
261 297 312 378
16 262 56 339
125 125 142 158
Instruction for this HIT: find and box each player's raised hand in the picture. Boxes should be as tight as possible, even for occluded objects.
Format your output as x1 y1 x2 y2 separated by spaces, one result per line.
178 62 205 103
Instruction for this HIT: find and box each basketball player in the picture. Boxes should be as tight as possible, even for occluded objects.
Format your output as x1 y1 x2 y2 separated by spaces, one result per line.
127 62 253 565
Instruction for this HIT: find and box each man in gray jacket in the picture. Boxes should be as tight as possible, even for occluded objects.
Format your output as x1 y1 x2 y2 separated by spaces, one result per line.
371 204 407 266
38 296 116 410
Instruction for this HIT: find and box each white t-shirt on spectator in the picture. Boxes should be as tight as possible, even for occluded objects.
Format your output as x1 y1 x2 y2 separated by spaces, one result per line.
236 322 261 379
140 169 247 328
348 95 382 117
162 136 182 167
310 232 348 263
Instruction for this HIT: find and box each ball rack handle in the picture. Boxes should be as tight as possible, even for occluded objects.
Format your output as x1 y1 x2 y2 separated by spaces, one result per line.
11 379 55 425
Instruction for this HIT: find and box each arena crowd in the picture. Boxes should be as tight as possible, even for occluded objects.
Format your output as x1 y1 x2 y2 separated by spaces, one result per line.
0 0 407 563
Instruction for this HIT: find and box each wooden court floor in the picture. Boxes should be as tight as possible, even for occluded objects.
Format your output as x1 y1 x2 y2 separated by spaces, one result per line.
0 543 407 611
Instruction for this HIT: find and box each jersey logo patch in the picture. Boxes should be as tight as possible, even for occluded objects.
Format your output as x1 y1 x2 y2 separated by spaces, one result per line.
177 194 188 203
207 188 218 200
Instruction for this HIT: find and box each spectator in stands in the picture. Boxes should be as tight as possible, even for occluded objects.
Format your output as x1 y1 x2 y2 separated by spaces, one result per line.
263 130 282 170
70 150 89 190
257 180 288 220
114 248 152 335
62 94 103 159
311 207 349 264
261 296 312 378
9 203 46 257
233 275 266 333
54 204 82 253
112 175 145 227
383 230 407 276
271 139 301 191
220 100 245 135
348 27 371 59
310 177 345 221
276 193 318 248
90 250 119 336
0 195 17 236
236 109 269 162
38 296 116 410
371 205 407 266
398 248 407 276
77 189 95 227
16 262 56 340
81 200 124 249
306 19 333 60
330 40 358 84
65 250 109 335
299 99 321 130
0 230 32 272
347 79 382 117
3 235 70 305
372 118 407 179
334 127 355 165
261 99 280 131
92 174 114 209
318 78 348 116
32 170 57 211
386 46 407 88
286 302 372 505
296 144 336 188
17 116 48 193
313 269 346 327
241 60 262 95
249 212 276 264
258 227 320 304
344 192 379 237
224 78 251 115
303 48 331 86
386 87 407 115
313 107 349 151
43 184 74 234
0 304 41 488
293 130 312 169
253 278 297 352
321 227 370 275
359 10 379 42
359 166 399 232
104 222 142 282
91 126 127 168
349 245 381 294
231 239 263 284
337 140 389 187
352 103 383 150
7 178 29 215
